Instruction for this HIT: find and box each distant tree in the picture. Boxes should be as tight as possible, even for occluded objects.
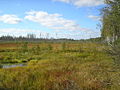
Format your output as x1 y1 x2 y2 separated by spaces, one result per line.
27 34 36 39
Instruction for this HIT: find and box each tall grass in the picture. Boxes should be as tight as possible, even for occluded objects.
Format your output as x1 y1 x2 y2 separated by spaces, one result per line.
0 42 119 90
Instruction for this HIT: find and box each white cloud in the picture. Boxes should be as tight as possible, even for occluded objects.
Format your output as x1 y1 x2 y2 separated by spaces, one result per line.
24 11 100 39
0 14 22 24
53 0 104 7
25 11 86 31
54 0 70 3
88 15 101 21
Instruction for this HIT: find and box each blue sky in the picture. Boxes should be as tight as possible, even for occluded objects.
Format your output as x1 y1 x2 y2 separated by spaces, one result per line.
0 0 104 39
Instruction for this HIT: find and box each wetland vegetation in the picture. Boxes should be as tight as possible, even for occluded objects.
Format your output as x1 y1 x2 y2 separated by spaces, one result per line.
0 41 120 90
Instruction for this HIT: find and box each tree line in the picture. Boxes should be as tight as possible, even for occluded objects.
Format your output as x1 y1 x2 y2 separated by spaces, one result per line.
0 34 74 42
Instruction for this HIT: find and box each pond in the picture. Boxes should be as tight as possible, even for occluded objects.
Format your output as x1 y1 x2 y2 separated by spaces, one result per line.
1 63 27 69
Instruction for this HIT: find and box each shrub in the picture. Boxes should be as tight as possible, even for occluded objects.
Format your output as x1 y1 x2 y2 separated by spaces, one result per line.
107 39 120 66
47 44 53 51
62 42 66 51
0 64 2 68
21 42 28 53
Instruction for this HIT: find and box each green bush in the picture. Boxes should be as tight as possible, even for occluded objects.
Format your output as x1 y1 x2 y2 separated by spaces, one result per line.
47 44 53 51
21 42 28 53
62 42 66 51
107 44 120 66
0 64 2 68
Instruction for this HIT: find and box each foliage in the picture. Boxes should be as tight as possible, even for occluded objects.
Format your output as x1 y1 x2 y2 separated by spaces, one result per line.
61 42 66 51
0 64 2 68
106 38 120 66
101 0 120 39
21 42 28 53
101 0 120 66
47 44 53 51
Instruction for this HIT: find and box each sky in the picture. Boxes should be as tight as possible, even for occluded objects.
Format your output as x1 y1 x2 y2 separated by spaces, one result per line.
0 0 104 39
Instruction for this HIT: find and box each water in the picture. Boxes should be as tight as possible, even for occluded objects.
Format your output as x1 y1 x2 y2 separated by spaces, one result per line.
2 63 27 68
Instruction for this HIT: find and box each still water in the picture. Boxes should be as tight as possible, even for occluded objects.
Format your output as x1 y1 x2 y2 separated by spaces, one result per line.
2 63 27 68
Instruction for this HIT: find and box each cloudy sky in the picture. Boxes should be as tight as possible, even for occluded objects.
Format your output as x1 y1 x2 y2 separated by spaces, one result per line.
0 0 104 39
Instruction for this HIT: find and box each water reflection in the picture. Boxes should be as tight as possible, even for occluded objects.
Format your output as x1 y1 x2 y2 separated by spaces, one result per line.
2 63 26 68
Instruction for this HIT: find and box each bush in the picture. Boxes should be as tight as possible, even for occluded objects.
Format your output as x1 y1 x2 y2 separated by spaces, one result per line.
109 46 120 65
21 42 28 53
47 44 53 51
62 42 66 51
31 45 41 55
0 64 2 68
107 39 120 66
28 60 38 66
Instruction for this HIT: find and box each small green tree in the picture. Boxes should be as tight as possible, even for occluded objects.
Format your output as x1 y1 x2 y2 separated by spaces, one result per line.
0 64 2 68
22 42 28 53
62 42 66 51
33 45 41 54
47 44 53 51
